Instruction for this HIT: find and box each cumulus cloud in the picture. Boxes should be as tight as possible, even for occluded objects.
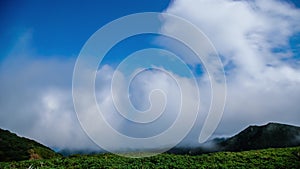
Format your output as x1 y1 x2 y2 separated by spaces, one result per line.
0 31 204 150
1 0 300 152
162 0 300 135
74 64 202 150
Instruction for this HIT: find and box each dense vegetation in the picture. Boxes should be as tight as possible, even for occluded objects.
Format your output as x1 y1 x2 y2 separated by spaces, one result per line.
1 123 300 168
1 146 299 169
219 123 300 152
169 122 300 155
0 129 60 161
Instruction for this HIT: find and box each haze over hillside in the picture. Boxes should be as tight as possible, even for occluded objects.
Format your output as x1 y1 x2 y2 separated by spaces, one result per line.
2 122 299 158
1 0 300 151
1 123 300 168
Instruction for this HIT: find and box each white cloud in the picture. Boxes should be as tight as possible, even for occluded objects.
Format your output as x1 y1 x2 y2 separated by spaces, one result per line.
1 0 300 152
162 0 300 135
91 66 202 150
0 32 97 150
0 43 204 151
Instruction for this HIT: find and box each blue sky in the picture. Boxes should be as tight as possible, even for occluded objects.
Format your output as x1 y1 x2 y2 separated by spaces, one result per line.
1 0 299 64
0 0 171 59
1 0 300 58
1 0 300 151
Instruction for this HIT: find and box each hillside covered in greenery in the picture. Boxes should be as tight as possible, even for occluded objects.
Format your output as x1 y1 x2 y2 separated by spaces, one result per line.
1 123 300 168
1 146 299 168
219 122 300 152
169 122 300 155
0 128 61 162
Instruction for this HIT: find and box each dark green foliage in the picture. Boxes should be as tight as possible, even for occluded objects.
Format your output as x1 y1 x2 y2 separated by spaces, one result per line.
168 122 300 155
220 122 300 152
0 146 299 168
0 128 61 161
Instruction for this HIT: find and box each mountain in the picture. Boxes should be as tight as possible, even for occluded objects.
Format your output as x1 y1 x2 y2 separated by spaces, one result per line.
219 122 300 152
0 128 61 162
3 122 297 160
169 122 300 155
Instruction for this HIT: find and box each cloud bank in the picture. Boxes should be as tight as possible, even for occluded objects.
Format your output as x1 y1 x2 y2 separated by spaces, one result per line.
0 0 300 151
163 0 300 135
0 32 97 151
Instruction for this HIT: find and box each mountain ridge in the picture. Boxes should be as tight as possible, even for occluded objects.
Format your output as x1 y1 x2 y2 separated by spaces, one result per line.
1 122 300 159
219 122 300 151
0 128 61 162
169 122 300 155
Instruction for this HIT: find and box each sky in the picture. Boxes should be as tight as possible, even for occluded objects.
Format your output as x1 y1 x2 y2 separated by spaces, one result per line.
1 0 300 152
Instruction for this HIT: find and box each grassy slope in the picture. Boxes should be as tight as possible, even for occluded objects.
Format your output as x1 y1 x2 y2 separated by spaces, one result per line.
0 129 61 162
1 146 300 169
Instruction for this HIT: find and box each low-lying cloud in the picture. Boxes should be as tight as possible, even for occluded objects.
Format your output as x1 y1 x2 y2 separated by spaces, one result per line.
0 0 300 151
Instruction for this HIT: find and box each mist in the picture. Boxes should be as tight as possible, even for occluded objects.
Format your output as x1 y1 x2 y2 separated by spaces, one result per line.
0 0 300 152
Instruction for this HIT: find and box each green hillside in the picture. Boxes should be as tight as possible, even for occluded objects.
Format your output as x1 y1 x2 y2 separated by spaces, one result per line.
0 128 61 162
219 123 300 152
1 146 299 168
169 122 300 155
